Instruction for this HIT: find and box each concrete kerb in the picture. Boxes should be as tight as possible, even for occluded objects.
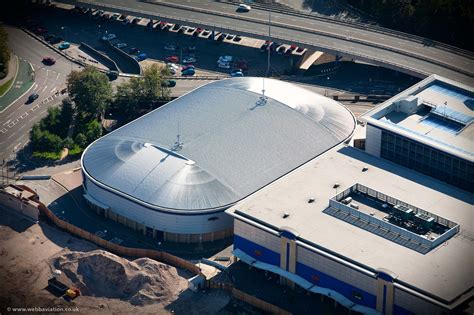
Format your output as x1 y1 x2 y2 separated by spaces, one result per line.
0 62 36 114
0 55 19 97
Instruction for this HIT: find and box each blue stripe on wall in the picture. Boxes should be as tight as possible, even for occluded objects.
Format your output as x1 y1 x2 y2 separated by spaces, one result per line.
234 234 415 315
286 243 290 271
234 234 280 266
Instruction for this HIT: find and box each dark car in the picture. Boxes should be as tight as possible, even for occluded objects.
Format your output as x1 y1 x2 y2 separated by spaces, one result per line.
42 57 56 65
161 80 176 87
48 36 62 44
106 70 119 81
28 93 39 103
233 35 242 42
129 47 140 55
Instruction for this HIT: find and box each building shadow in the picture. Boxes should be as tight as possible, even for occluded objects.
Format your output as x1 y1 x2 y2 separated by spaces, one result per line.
0 208 35 233
337 146 474 204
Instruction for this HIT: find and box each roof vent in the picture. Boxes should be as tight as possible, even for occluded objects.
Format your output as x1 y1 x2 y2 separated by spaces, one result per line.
283 212 290 219
362 167 369 172
308 197 315 203
333 183 340 189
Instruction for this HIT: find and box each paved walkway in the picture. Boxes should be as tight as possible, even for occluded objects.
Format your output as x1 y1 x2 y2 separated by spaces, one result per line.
0 56 34 112
0 54 18 90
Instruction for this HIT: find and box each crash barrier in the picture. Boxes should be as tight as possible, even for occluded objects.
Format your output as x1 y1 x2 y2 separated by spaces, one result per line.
37 202 202 276
207 281 292 315
104 40 142 75
19 175 52 180
79 42 119 72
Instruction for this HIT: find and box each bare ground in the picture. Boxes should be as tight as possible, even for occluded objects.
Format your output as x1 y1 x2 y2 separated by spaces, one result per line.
0 208 232 314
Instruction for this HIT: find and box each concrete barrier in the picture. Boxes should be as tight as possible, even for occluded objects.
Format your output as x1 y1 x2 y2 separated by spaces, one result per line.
79 42 119 72
104 40 141 75
19 175 52 180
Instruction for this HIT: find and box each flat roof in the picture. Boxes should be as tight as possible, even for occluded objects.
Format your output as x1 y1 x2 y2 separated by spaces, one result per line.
82 78 355 213
362 75 474 161
226 145 473 304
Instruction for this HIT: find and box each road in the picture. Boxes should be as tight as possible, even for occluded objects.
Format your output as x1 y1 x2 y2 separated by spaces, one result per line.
58 0 474 86
0 27 82 164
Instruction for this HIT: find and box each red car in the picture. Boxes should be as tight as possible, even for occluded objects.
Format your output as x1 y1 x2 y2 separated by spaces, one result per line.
234 60 248 71
165 56 179 63
42 57 56 65
34 26 48 35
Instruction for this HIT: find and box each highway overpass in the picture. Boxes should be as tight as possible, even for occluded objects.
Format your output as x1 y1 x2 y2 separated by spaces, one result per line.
55 0 474 86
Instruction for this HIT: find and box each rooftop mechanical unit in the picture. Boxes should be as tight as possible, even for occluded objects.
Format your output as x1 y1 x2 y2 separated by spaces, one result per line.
392 204 414 221
414 213 435 230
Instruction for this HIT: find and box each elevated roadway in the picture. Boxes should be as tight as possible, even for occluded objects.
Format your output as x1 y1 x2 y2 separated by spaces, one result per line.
57 0 474 86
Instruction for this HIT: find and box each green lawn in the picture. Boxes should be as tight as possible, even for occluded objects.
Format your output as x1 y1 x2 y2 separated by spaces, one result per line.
32 151 62 160
0 77 14 96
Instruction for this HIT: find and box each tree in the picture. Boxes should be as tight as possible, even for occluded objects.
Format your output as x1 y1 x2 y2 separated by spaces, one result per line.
63 137 74 150
67 66 112 119
75 133 87 148
85 120 102 143
0 24 10 78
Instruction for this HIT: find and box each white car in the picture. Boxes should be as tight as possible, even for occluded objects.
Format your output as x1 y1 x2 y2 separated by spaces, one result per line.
238 4 251 12
168 68 177 75
115 42 127 49
183 57 196 64
167 63 179 70
101 33 116 41
217 62 231 69
164 44 176 51
218 55 233 63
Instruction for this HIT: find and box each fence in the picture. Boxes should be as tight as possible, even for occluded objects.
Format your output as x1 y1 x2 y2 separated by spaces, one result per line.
232 288 292 315
37 203 201 275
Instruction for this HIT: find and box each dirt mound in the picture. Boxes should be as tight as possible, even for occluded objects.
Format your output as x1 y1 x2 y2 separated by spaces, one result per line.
53 250 184 305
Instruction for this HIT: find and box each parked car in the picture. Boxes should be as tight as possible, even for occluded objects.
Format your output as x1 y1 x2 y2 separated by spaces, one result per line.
115 42 127 49
161 80 176 87
165 56 179 63
129 47 140 55
296 47 305 53
167 63 179 69
218 55 233 63
28 93 39 103
49 36 63 44
225 34 235 40
230 69 244 77
164 43 176 51
106 70 119 81
181 65 195 71
233 35 242 42
185 46 196 53
135 53 147 61
181 68 195 76
101 13 110 20
234 59 248 71
147 20 154 28
118 14 127 21
217 62 231 69
58 42 70 50
42 57 56 65
276 45 287 54
237 4 251 12
132 17 141 25
101 33 116 41
182 56 196 64
122 18 131 25
110 13 120 21
34 26 48 35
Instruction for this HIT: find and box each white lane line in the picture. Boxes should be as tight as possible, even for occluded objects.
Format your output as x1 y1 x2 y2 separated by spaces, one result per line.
3 119 11 126
20 112 28 119
42 85 48 92
33 83 39 90
13 142 21 151
56 73 60 80
50 87 57 94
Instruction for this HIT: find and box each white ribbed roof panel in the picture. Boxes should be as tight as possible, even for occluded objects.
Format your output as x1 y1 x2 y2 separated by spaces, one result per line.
81 78 355 213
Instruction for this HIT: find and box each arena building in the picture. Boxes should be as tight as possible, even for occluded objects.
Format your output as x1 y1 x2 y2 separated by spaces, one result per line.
226 75 473 314
81 78 356 243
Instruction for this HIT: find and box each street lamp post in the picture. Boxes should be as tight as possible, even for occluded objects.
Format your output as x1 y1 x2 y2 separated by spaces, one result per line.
266 7 271 77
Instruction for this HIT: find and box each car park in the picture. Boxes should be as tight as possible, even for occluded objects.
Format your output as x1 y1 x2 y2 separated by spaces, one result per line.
42 57 56 65
237 4 251 12
166 56 179 63
28 93 39 103
58 42 70 50
161 80 176 87
115 42 127 49
101 33 116 41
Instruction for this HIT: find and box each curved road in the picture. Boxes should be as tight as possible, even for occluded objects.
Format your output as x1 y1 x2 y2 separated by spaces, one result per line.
0 27 82 164
61 0 474 86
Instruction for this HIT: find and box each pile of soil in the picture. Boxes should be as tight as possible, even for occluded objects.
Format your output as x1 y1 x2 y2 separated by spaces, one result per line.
53 250 184 305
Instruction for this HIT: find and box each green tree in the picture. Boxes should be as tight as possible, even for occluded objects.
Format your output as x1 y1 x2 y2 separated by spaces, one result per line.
63 137 74 150
0 24 10 78
67 66 112 119
85 120 102 143
75 133 87 148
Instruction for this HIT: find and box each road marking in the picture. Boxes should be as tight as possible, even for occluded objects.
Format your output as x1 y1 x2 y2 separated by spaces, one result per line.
31 104 40 111
42 85 48 92
3 119 11 126
0 128 7 133
33 83 39 90
20 112 28 119
56 72 60 80
13 143 21 151
50 87 57 94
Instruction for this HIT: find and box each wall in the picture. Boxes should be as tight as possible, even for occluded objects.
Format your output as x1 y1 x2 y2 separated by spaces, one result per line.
84 176 233 235
37 202 201 276
393 287 446 315
0 191 39 221
365 123 382 157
